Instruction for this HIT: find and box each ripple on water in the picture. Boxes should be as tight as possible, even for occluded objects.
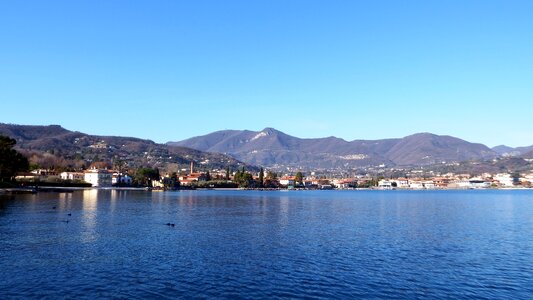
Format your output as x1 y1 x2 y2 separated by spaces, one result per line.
1 190 533 299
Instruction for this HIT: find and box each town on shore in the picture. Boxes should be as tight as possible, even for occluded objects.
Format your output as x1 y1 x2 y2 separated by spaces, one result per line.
10 160 533 191
2 134 532 192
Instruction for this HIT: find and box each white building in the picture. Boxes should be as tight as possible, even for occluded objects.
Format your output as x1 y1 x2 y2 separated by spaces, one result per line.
468 179 491 189
84 168 113 187
378 180 393 190
280 176 296 186
452 178 490 189
333 178 357 189
60 172 85 181
423 181 436 189
392 178 410 189
454 179 472 188
409 181 425 189
494 173 515 187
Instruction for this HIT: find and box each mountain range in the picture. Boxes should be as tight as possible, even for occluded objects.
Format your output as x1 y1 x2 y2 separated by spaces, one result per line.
169 128 532 170
2 123 532 173
0 123 252 172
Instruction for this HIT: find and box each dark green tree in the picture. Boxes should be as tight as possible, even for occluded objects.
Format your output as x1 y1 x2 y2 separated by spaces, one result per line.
510 172 521 185
0 136 29 182
205 170 211 181
258 167 264 187
233 168 254 187
163 172 180 190
225 167 230 180
295 171 303 185
134 167 160 186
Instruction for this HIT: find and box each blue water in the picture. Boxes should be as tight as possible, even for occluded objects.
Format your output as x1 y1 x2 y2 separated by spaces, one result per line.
1 190 532 299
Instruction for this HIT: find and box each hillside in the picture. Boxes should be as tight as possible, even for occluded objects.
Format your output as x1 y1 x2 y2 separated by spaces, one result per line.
0 123 253 172
169 128 499 169
492 144 533 157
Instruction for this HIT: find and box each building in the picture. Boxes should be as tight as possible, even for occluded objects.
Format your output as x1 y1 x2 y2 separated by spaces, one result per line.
449 178 490 189
334 178 357 189
112 173 133 186
423 180 436 189
15 172 41 182
279 176 296 186
60 172 85 181
468 179 491 189
494 173 514 187
392 178 410 189
84 168 113 187
179 172 208 185
378 180 394 190
433 177 450 189
409 180 425 189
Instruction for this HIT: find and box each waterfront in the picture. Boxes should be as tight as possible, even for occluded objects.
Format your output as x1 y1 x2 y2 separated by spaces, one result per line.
1 190 532 298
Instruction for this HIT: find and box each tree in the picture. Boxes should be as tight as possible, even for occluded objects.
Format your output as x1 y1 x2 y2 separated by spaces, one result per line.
295 171 303 185
163 172 180 190
225 167 230 180
510 172 521 185
134 167 160 186
205 170 211 181
0 135 29 182
266 171 277 180
258 167 264 187
233 168 253 187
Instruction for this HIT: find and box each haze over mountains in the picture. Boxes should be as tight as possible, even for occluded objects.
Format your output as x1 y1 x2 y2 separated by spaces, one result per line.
169 128 533 170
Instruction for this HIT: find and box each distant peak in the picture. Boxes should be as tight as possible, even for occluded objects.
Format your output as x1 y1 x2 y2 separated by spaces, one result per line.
409 132 435 137
261 127 278 134
49 124 64 129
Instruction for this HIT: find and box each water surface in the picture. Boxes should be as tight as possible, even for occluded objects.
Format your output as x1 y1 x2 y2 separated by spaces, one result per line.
1 190 532 298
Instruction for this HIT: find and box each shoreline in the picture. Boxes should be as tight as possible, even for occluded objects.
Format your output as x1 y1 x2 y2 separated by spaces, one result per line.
2 186 532 194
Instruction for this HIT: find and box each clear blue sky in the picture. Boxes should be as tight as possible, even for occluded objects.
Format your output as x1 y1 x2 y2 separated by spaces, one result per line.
1 1 532 147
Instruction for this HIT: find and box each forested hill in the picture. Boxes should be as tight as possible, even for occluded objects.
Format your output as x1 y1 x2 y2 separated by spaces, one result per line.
0 123 254 172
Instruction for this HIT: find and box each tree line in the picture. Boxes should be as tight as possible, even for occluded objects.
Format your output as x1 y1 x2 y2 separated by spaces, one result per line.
0 136 29 185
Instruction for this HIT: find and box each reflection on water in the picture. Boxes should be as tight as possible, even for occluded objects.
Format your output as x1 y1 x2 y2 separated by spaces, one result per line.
81 189 98 243
0 190 532 299
58 192 73 212
279 195 289 228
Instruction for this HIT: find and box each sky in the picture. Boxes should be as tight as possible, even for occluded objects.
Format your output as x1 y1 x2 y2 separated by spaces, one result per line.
1 0 532 147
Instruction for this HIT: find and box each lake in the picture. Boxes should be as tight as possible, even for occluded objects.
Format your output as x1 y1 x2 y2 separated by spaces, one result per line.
1 189 532 299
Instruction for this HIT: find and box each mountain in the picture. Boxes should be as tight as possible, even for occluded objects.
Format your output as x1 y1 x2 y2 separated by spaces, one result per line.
522 150 533 159
0 123 253 172
492 145 517 155
492 144 533 157
168 128 498 169
385 133 495 166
